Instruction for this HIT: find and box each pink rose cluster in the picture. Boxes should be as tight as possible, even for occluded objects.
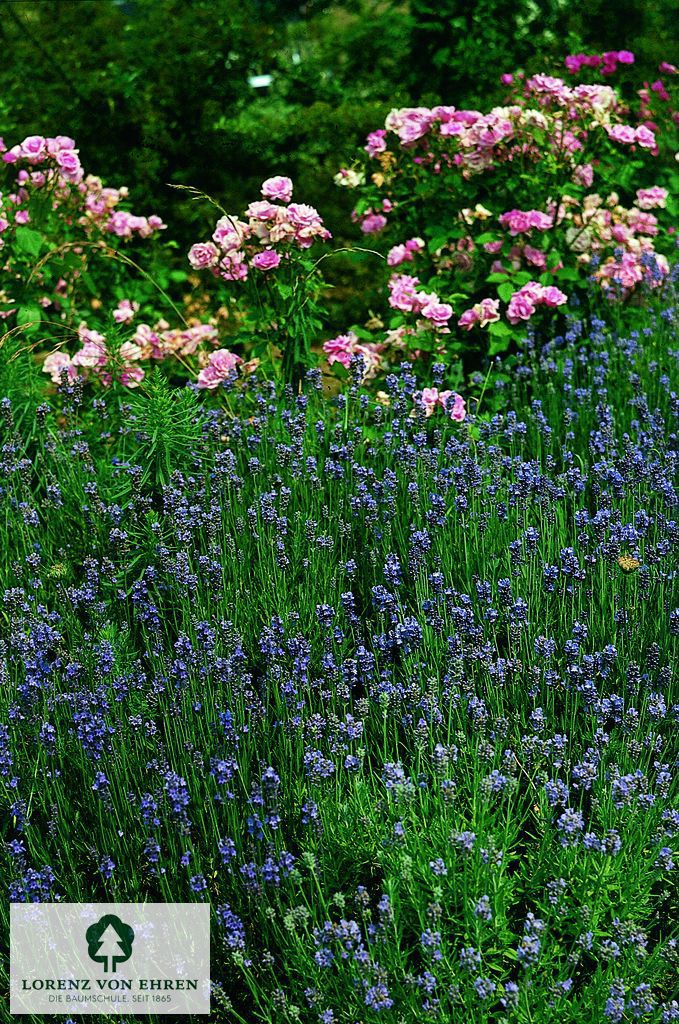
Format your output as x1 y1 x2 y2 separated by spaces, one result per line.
132 320 219 361
42 308 220 389
606 123 657 151
523 76 620 114
457 298 501 331
387 237 425 266
635 186 668 210
419 387 466 421
557 188 670 291
362 81 637 182
188 177 330 282
565 50 635 76
506 282 568 324
3 135 83 182
388 274 454 329
597 249 669 294
106 209 166 239
385 107 440 146
0 136 165 242
346 55 675 344
43 323 144 388
322 331 384 379
499 209 554 236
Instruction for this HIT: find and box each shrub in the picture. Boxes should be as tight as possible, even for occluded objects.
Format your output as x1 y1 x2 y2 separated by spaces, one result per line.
332 55 677 368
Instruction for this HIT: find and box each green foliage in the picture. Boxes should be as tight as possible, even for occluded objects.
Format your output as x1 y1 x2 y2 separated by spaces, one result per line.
0 334 46 436
407 0 677 104
125 368 204 489
0 0 673 286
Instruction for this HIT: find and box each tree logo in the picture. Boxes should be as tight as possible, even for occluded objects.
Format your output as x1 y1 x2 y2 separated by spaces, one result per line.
86 915 135 973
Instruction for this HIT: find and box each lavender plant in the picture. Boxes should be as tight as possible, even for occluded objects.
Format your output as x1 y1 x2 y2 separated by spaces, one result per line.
0 294 677 1023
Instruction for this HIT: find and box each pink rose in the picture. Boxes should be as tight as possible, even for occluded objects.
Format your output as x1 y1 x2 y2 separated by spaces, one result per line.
419 387 466 421
212 216 249 251
634 125 656 150
21 135 46 161
113 299 139 324
387 244 410 267
388 274 420 312
47 136 76 154
55 149 82 181
261 176 293 203
188 242 219 269
420 298 453 327
458 298 500 330
524 246 547 268
364 130 387 157
540 286 567 307
446 393 466 422
420 387 442 416
458 308 478 330
507 293 536 324
361 213 387 234
196 348 243 389
246 200 279 221
43 351 75 384
285 203 321 229
252 249 281 271
476 298 500 326
323 332 358 369
606 124 636 145
218 251 248 281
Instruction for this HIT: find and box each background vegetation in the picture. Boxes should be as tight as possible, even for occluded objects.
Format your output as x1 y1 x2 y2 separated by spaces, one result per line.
1 0 676 247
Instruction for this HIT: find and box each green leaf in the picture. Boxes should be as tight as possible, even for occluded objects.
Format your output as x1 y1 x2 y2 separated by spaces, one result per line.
428 233 452 253
16 304 43 333
489 320 512 337
14 226 45 259
488 334 511 356
555 266 579 282
497 282 514 303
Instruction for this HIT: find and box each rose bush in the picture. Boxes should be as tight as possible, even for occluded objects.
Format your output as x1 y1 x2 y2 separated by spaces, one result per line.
332 52 678 367
187 176 332 382
0 134 168 339
7 52 679 397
